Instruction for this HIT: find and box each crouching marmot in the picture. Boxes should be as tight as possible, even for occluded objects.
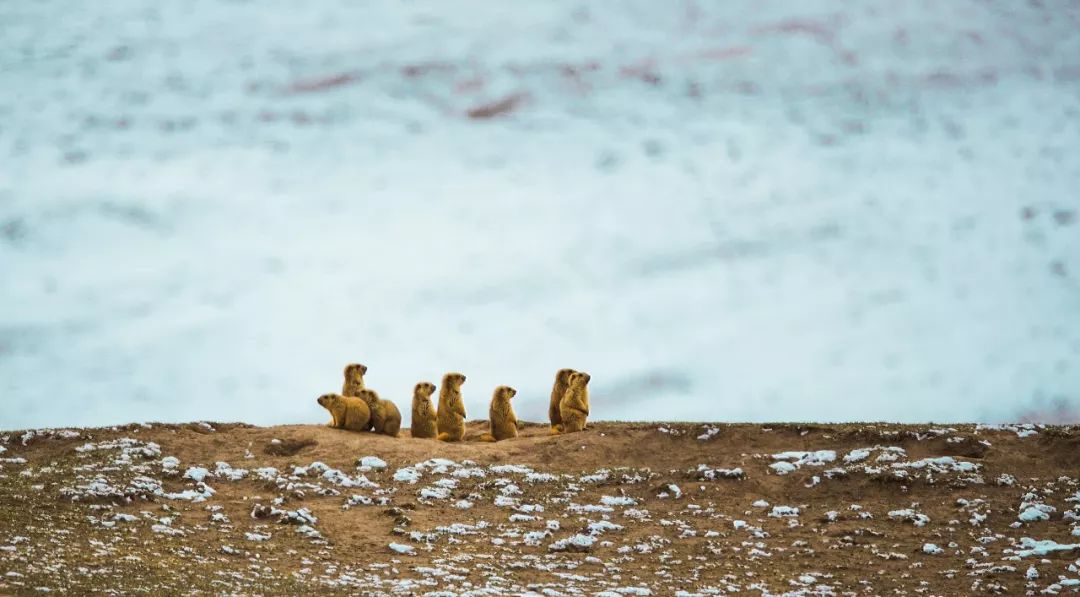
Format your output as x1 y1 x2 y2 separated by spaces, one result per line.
317 393 371 432
410 382 438 439
436 372 467 442
548 368 575 433
357 389 402 437
479 386 518 442
555 371 591 434
342 363 368 397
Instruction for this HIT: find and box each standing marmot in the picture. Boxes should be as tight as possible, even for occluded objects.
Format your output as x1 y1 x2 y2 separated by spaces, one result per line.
436 372 467 442
342 363 368 397
548 368 576 433
410 382 438 439
357 389 402 437
556 371 591 434
479 386 518 442
317 393 371 432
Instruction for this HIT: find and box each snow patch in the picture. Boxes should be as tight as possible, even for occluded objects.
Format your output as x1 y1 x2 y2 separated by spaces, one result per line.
357 456 387 471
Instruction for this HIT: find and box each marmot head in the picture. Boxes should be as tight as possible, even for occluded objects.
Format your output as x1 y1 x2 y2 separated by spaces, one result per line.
414 381 436 398
316 393 341 408
569 371 591 387
555 368 576 385
344 363 368 379
356 388 380 406
494 386 517 401
442 372 466 388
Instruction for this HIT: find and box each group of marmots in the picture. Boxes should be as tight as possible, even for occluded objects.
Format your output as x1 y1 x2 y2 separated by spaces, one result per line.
317 364 591 442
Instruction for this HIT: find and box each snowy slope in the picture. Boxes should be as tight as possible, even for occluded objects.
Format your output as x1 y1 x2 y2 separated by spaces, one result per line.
1 1 1078 429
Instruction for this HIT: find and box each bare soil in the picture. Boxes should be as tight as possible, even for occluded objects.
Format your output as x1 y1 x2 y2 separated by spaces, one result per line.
1 420 1078 595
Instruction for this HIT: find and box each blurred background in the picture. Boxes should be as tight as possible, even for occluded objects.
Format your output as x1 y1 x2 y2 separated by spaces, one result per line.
1 1 1078 430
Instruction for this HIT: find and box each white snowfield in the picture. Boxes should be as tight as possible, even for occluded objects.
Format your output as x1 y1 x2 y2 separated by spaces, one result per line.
1 1 1078 429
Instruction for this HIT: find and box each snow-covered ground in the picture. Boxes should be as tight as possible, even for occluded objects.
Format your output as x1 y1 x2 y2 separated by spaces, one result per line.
1 1 1078 429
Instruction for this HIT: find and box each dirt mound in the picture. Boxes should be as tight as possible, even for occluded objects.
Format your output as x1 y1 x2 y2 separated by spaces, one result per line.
1 421 1078 594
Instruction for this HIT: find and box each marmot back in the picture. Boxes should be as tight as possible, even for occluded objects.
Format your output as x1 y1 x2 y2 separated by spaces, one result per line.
548 368 575 432
479 386 518 442
410 382 438 439
357 389 402 437
436 372 467 442
381 399 402 437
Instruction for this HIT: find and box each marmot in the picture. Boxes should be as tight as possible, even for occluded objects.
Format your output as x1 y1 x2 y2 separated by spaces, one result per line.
479 386 518 442
317 393 371 432
556 371 591 434
436 372 467 442
342 363 368 397
356 389 402 437
410 382 438 439
548 368 576 432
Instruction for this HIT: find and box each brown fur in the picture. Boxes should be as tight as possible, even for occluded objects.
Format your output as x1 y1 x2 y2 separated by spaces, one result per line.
317 393 371 432
410 382 438 439
479 386 518 442
357 389 402 437
436 372 467 442
556 371 591 434
548 368 576 432
342 363 368 397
